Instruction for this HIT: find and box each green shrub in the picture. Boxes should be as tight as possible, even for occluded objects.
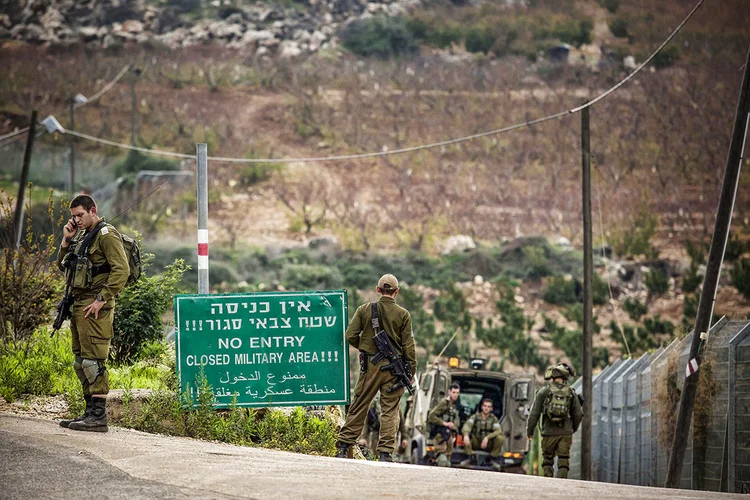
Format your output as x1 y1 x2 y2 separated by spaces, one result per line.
645 268 669 298
0 191 63 350
112 258 188 365
542 275 578 305
465 27 496 54
426 24 463 49
730 258 750 300
612 207 658 259
0 330 74 402
725 233 747 262
681 263 702 294
652 44 680 69
601 0 619 13
114 150 180 178
341 262 378 290
339 16 418 59
609 17 628 38
406 17 428 40
623 297 647 321
238 162 280 187
643 315 674 335
282 264 343 290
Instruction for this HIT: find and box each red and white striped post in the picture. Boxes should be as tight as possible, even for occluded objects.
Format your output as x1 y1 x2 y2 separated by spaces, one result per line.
196 143 209 294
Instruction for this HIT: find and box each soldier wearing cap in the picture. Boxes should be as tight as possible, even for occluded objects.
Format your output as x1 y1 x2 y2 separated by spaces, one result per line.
336 274 417 462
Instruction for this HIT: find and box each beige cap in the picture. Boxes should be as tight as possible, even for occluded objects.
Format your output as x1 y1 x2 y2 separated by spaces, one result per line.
378 274 399 291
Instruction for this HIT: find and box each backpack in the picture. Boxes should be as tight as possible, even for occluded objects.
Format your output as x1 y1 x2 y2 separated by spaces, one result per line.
545 383 573 423
74 222 142 287
120 232 142 286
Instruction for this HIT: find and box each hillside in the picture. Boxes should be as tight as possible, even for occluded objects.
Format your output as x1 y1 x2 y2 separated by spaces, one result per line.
1 0 749 376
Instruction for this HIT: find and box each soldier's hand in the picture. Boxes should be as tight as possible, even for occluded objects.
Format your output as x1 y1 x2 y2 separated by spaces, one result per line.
62 218 76 243
83 299 105 319
481 437 489 449
444 421 455 430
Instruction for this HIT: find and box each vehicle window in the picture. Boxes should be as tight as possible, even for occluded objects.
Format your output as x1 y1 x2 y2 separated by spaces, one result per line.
452 376 505 420
512 381 529 401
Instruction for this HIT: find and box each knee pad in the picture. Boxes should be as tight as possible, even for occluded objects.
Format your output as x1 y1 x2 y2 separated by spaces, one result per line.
81 358 105 384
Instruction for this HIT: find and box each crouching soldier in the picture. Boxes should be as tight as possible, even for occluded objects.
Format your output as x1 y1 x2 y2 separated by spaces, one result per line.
527 363 583 478
57 195 129 433
460 398 505 470
427 383 461 467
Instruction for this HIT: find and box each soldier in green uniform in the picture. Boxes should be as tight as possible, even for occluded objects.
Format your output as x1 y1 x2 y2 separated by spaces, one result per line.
427 383 461 467
336 274 417 462
459 398 505 470
57 195 129 433
526 363 583 478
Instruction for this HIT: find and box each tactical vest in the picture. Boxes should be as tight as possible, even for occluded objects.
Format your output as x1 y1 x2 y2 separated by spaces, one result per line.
472 416 498 439
439 401 459 424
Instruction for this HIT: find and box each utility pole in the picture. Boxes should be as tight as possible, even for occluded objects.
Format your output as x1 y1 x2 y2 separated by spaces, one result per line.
196 143 209 294
665 44 750 488
68 98 75 193
13 110 37 249
130 67 141 146
580 105 593 481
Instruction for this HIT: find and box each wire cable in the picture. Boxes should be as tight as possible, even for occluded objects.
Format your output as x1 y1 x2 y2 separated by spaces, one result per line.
65 129 196 159
74 64 131 109
0 127 30 143
59 0 703 163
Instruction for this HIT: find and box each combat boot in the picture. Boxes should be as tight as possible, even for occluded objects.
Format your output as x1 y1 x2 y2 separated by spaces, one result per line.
60 395 92 428
335 442 350 459
378 452 392 462
68 396 108 432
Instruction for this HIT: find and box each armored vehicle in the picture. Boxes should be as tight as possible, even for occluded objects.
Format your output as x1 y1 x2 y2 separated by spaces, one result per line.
403 357 535 471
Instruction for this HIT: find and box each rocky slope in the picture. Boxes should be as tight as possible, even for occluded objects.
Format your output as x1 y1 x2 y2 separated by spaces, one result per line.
1 0 418 57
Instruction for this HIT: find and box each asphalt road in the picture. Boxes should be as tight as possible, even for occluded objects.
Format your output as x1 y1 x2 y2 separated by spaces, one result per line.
0 414 743 500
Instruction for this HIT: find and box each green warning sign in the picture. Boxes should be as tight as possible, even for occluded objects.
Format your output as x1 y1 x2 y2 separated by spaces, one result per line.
175 290 349 408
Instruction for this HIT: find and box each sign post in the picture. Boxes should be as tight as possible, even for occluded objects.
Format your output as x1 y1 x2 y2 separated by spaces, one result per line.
175 290 349 407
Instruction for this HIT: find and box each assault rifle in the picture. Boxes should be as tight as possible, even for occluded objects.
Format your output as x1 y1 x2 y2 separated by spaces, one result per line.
370 302 415 395
52 259 75 336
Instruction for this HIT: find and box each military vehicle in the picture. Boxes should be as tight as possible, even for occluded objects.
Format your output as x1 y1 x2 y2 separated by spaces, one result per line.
403 357 535 471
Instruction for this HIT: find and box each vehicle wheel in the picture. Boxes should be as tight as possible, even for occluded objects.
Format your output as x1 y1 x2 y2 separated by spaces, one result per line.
411 448 421 465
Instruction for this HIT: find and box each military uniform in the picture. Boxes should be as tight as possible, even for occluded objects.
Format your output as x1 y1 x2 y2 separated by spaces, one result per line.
427 397 460 466
57 221 129 431
526 380 583 478
338 294 417 457
462 412 504 458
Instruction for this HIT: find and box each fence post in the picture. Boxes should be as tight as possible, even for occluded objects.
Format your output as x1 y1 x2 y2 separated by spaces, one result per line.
13 110 37 249
196 143 209 294
581 104 593 481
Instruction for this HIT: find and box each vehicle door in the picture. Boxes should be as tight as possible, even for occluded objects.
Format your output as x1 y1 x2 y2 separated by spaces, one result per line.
406 366 450 433
506 374 535 453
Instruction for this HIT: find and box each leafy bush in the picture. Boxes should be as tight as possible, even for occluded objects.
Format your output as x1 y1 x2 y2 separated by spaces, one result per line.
282 264 343 290
426 24 463 49
0 330 74 402
725 234 747 262
112 258 188 364
652 44 680 69
730 258 750 300
339 16 419 59
601 0 619 13
238 161 281 188
465 27 496 54
610 322 658 354
0 191 64 350
433 286 472 330
623 297 647 321
645 268 669 298
643 315 674 335
612 207 658 258
609 17 629 38
542 275 578 305
114 150 180 178
542 315 608 370
681 263 702 294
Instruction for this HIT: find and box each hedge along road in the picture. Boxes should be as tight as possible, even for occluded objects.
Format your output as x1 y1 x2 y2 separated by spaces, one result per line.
0 414 743 500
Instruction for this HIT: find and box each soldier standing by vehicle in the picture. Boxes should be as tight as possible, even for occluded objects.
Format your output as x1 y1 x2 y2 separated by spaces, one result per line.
460 398 505 470
427 383 461 467
526 363 583 478
336 274 417 462
56 195 129 433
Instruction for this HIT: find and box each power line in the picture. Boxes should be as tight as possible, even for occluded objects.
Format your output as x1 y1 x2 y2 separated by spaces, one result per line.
75 64 131 109
0 127 30 143
0 64 131 145
61 0 703 163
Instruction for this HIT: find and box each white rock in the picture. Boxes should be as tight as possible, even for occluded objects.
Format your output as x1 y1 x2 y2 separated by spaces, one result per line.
623 55 637 69
473 275 484 286
279 40 302 58
441 235 476 255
